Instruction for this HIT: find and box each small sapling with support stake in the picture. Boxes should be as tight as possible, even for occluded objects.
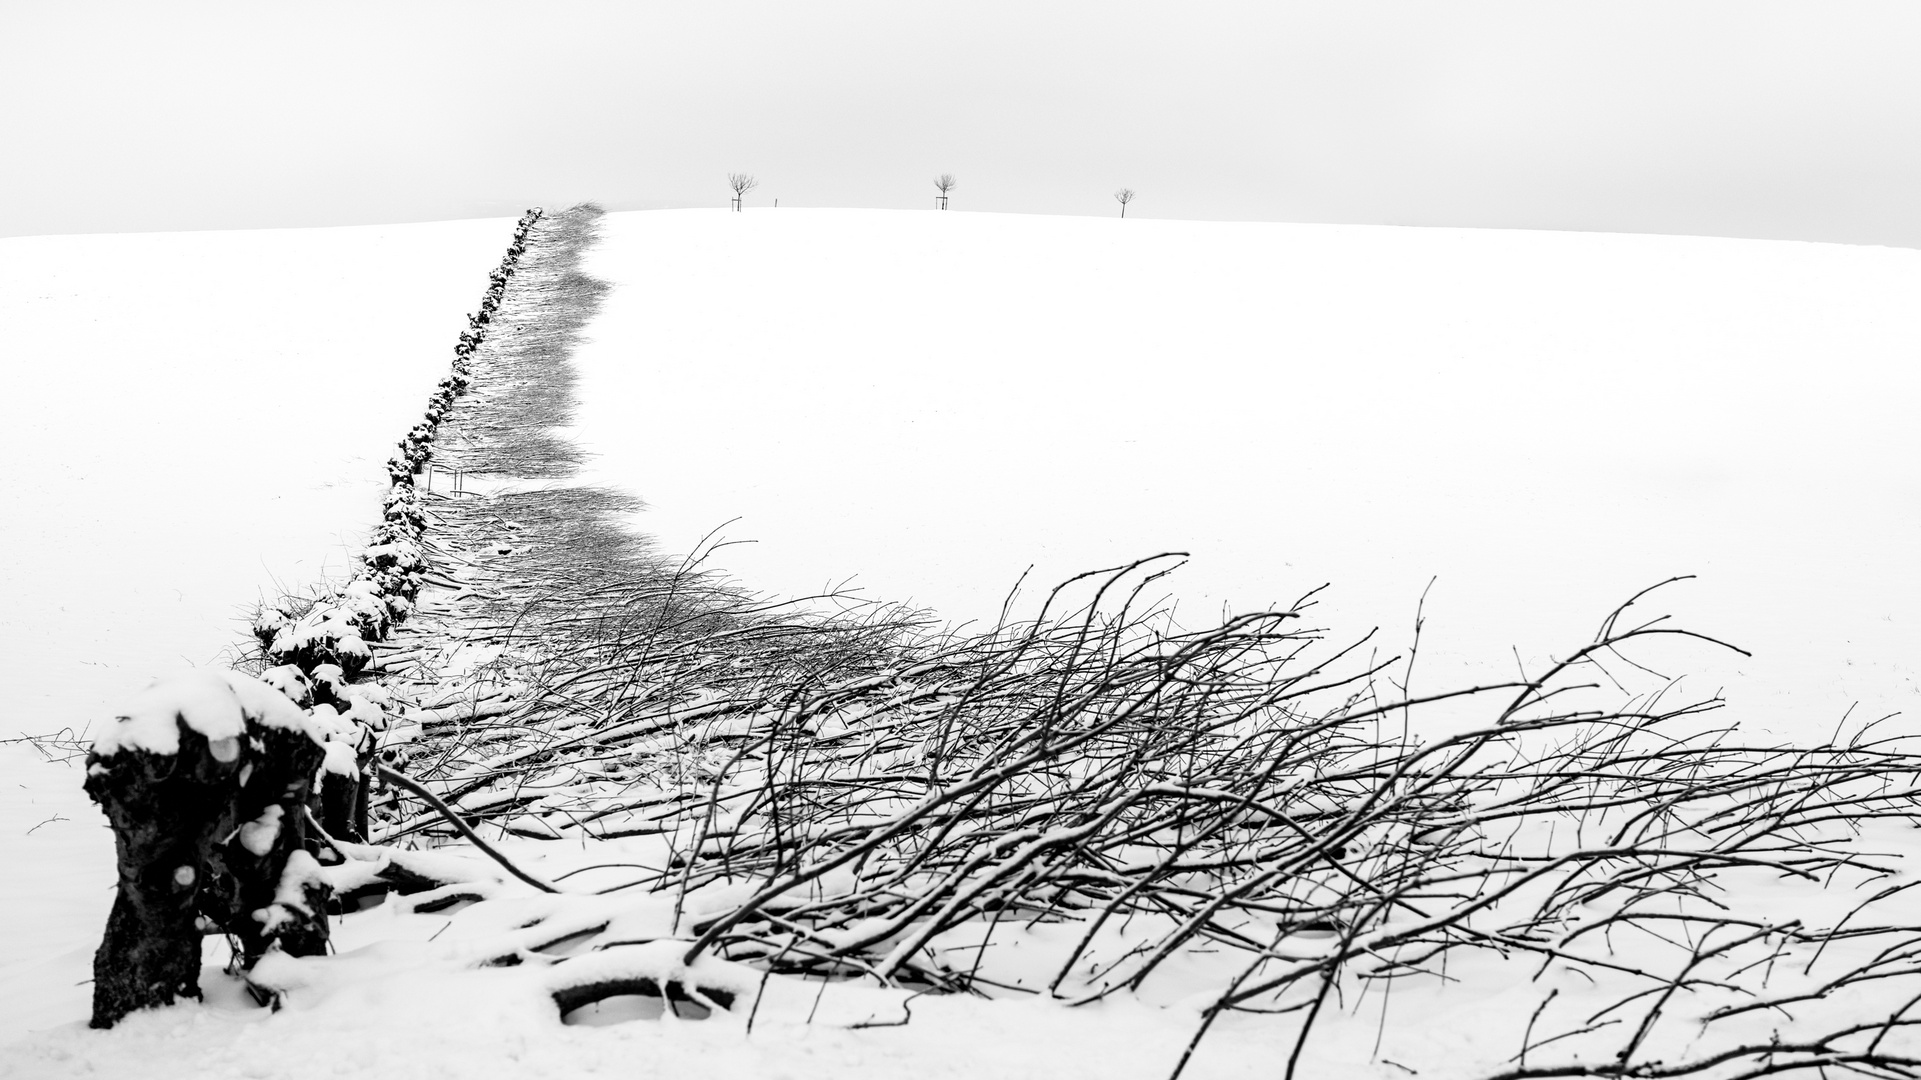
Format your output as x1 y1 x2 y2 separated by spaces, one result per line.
728 173 759 211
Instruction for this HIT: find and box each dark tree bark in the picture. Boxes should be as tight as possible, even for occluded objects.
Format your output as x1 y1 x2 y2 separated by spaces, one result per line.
317 768 365 844
85 729 240 1027
85 716 330 1028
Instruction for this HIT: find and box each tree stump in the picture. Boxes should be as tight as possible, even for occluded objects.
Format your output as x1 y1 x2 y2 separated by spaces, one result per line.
84 671 330 1028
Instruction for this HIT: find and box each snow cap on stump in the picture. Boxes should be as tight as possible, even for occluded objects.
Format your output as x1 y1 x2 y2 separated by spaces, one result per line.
92 669 312 757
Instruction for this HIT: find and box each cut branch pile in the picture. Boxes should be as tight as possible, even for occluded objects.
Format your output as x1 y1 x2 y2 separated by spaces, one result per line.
338 202 1921 1079
390 558 1921 1079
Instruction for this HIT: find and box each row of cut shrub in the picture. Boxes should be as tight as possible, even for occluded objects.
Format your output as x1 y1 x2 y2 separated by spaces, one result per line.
252 207 543 681
245 205 544 844
83 208 544 1029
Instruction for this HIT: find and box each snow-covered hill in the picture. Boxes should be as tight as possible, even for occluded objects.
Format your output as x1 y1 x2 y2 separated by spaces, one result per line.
5 209 1920 1079
0 217 513 1041
0 219 514 742
570 208 1921 742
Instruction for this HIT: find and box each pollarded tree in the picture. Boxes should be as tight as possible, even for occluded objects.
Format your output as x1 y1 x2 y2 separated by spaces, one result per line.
1114 188 1136 218
934 174 956 210
728 173 759 212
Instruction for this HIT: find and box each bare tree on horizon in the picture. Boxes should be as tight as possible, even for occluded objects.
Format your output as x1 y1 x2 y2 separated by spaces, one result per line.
1114 188 1136 218
728 173 759 212
934 174 956 210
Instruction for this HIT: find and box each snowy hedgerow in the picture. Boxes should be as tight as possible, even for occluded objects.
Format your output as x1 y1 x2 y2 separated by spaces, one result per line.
400 421 437 459
85 208 548 1031
360 538 424 576
264 208 548 687
332 578 398 640
305 705 363 777
251 603 293 653
366 519 415 549
262 603 373 675
383 487 426 532
259 663 314 708
361 567 422 604
299 666 386 781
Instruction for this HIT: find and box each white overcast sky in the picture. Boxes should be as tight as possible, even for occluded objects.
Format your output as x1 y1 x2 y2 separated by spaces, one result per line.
6 0 1921 245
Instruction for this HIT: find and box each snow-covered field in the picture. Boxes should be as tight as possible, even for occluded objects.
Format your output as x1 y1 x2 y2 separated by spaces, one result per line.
4 208 1919 1079
570 208 1920 739
0 220 514 741
0 218 511 1044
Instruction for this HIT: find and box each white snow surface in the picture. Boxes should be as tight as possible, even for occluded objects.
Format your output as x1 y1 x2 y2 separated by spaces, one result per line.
5 209 1921 1078
0 218 512 743
0 219 508 1051
570 208 1921 738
